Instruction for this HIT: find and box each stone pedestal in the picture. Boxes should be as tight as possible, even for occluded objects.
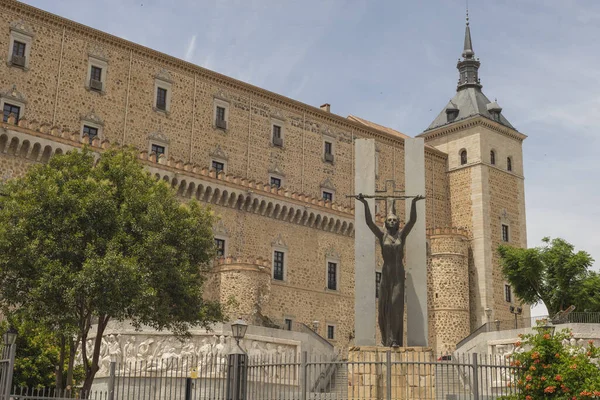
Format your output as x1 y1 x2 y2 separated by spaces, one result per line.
347 346 435 400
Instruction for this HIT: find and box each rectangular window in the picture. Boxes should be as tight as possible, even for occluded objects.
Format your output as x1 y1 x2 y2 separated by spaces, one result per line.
273 250 284 281
273 125 281 139
156 87 167 110
2 103 20 123
151 144 165 159
284 319 292 331
502 224 510 242
327 325 335 340
216 106 226 122
12 40 26 57
376 271 382 299
322 191 333 202
212 161 225 174
90 66 102 82
270 177 281 188
215 238 226 257
324 141 332 155
83 125 98 145
327 262 337 291
505 284 512 303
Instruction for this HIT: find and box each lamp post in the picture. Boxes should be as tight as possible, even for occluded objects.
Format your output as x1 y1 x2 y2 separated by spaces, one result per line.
509 306 522 330
3 326 17 400
227 318 248 400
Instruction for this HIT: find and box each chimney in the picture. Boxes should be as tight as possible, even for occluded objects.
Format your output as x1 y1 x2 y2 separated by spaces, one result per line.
320 103 331 113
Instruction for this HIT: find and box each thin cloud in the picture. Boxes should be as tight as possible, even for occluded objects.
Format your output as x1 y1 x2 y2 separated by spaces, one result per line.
184 35 196 61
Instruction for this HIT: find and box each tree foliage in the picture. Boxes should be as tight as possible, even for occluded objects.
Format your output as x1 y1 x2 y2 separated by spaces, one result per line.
0 148 223 391
498 237 598 316
502 326 600 400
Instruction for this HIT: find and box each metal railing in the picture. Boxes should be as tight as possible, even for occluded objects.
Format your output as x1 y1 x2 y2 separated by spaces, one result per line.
456 312 600 349
6 351 521 400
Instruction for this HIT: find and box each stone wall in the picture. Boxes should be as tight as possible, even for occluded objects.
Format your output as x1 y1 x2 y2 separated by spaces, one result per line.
427 229 470 354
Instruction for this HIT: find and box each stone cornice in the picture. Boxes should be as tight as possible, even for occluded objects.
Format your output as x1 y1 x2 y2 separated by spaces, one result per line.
447 161 525 180
2 117 356 228
0 1 449 160
417 116 527 143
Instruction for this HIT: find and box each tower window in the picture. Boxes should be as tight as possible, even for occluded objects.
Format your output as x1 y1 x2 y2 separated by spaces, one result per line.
156 87 167 111
83 125 98 145
324 141 334 163
12 40 26 57
2 103 20 123
327 325 335 340
490 150 496 165
502 224 510 242
460 150 467 166
327 262 337 290
272 125 283 147
505 284 512 303
507 157 513 172
212 160 225 174
270 176 282 188
151 144 165 160
90 66 102 89
215 238 226 257
284 318 292 331
322 191 333 202
273 250 285 281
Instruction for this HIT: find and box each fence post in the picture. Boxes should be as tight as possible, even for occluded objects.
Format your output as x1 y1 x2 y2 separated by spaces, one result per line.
385 351 392 400
107 361 116 400
4 343 16 400
472 353 480 400
300 351 307 400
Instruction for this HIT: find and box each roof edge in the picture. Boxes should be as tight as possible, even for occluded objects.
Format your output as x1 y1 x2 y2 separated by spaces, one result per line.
417 115 527 142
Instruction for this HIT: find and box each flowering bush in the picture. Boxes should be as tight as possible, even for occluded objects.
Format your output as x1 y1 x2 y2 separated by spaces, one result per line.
502 326 600 400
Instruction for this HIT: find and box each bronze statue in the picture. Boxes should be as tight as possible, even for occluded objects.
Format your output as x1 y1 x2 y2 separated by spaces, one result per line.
355 193 424 347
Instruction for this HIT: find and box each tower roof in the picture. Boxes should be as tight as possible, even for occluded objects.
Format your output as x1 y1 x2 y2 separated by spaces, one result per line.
423 12 516 132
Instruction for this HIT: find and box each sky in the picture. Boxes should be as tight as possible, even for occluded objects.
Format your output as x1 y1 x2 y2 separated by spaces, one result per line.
20 0 600 317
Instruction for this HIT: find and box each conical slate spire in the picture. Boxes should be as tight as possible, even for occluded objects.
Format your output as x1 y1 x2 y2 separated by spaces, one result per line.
462 9 474 58
456 8 481 90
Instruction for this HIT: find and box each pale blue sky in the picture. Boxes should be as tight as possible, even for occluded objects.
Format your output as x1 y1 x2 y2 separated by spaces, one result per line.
21 0 600 316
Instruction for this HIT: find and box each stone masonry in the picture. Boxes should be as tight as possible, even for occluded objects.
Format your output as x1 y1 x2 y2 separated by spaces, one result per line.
0 1 529 351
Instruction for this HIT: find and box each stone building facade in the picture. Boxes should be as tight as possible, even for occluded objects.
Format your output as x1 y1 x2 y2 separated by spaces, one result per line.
0 1 529 353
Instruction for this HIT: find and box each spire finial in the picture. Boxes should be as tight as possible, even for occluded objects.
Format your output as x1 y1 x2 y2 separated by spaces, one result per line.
466 0 469 26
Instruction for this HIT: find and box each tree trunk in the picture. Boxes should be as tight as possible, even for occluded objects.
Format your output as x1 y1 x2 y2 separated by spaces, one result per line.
55 335 65 390
66 337 77 389
80 316 109 395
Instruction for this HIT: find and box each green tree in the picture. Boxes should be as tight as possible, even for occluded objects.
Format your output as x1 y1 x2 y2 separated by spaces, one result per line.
502 326 600 400
0 148 223 392
498 237 598 316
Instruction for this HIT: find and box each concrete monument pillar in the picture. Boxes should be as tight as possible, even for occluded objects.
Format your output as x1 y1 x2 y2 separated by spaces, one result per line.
354 139 376 346
404 138 428 346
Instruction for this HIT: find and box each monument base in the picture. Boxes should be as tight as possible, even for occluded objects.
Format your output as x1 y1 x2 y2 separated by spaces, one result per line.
347 346 435 400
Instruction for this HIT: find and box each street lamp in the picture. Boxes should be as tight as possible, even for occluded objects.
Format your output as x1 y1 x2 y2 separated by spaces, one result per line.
231 318 248 347
227 318 248 400
3 325 17 346
3 325 17 400
509 306 522 330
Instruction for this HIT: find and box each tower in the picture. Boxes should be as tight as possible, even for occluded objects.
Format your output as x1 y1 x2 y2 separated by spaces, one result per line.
418 12 529 331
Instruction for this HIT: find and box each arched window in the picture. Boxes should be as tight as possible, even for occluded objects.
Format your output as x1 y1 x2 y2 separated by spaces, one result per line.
490 150 496 165
460 150 467 165
507 157 512 172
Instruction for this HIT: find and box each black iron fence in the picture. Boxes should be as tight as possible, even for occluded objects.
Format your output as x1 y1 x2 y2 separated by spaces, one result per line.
5 351 521 400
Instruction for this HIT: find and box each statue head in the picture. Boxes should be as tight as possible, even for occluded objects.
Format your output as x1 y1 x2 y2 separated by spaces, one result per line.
385 199 400 231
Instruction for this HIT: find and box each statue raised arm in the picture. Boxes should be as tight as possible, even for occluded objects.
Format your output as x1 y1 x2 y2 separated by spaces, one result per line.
355 193 383 242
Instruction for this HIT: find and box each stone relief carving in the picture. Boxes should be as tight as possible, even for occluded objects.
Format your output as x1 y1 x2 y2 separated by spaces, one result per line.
320 177 335 191
210 145 228 161
155 69 173 83
1 85 27 104
85 333 300 377
213 220 229 237
148 129 170 144
271 234 287 249
88 44 108 61
268 163 285 177
81 109 105 126
10 20 34 36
